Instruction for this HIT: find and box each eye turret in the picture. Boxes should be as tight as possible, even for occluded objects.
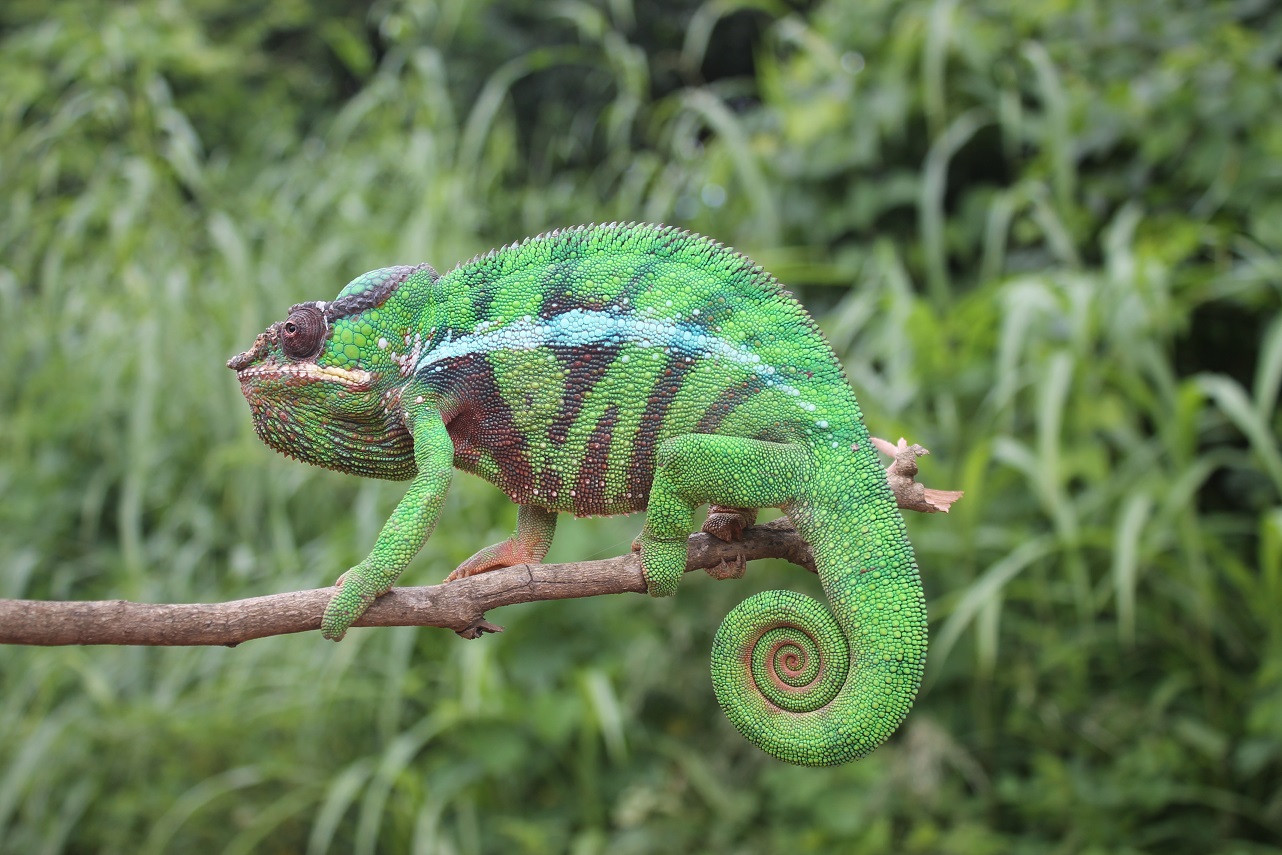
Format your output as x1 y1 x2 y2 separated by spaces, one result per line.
280 305 327 360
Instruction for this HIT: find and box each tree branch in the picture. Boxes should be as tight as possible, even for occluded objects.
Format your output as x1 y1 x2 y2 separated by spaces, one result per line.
0 438 961 647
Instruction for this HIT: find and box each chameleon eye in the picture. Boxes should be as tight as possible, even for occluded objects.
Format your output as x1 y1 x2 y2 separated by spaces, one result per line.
280 305 327 360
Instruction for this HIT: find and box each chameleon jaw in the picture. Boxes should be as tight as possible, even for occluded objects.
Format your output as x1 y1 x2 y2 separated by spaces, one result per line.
232 359 373 389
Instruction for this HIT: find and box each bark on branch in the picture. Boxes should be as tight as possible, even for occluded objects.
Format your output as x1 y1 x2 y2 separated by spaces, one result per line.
0 438 961 648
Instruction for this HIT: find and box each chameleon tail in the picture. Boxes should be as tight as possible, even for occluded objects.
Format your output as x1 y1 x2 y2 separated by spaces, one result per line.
710 453 927 766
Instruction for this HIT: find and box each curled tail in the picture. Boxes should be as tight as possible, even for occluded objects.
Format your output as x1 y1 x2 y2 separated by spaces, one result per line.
710 458 927 766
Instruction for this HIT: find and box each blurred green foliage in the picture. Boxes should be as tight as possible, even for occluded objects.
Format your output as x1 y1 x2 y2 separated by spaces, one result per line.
2 0 1280 851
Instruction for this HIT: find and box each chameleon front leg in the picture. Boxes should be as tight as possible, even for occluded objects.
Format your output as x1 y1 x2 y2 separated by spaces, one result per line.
321 411 454 641
444 504 558 582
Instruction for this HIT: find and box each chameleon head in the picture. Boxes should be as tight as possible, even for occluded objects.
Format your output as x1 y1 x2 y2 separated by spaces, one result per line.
227 265 435 481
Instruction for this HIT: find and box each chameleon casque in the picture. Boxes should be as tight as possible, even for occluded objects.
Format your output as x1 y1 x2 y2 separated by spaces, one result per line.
228 222 927 766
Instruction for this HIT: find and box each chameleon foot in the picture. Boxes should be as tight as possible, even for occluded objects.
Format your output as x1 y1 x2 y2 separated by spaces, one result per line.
445 504 557 583
321 570 382 641
444 536 544 582
444 549 529 583
705 554 747 581
702 505 758 542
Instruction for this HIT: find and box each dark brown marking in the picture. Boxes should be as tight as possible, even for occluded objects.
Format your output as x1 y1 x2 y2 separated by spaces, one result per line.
547 344 622 444
621 258 658 301
573 405 620 515
625 355 698 499
538 260 619 319
436 353 534 500
470 275 499 324
535 470 564 505
536 261 571 320
693 376 762 434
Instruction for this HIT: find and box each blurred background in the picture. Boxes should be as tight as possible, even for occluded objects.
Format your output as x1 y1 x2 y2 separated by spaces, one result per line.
2 0 1280 852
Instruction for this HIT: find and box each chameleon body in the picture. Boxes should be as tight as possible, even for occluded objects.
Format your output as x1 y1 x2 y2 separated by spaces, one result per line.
228 222 927 766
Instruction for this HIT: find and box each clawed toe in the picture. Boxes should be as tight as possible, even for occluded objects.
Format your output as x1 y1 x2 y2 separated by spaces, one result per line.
705 555 746 580
702 506 758 542
443 564 487 584
702 513 747 542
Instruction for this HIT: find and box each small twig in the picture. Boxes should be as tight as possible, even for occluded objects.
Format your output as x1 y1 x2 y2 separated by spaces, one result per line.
0 439 960 648
874 436 965 513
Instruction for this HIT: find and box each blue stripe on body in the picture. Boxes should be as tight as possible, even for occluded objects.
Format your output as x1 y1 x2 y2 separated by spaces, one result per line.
416 309 811 405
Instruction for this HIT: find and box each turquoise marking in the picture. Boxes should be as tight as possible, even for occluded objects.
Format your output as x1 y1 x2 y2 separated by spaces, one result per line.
416 308 812 405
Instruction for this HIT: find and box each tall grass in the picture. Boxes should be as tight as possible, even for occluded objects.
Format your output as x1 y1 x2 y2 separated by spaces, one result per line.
1 0 1279 852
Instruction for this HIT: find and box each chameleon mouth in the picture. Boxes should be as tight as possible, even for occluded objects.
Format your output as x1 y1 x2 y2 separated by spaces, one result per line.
232 360 373 389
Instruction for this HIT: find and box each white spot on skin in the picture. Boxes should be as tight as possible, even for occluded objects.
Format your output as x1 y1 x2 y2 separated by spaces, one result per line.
378 337 388 350
391 332 425 378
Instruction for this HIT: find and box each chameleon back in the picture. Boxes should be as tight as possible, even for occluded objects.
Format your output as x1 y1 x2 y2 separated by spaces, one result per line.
416 223 866 517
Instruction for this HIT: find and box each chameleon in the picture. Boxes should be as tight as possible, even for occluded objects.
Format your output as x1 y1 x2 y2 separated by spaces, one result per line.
227 222 927 766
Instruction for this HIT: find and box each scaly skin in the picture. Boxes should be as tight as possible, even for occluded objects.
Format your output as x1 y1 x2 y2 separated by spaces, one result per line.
228 222 927 765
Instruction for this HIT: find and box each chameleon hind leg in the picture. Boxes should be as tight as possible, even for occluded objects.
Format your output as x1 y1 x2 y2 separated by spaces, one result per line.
445 504 558 582
627 507 756 553
638 435 810 597
630 506 757 566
